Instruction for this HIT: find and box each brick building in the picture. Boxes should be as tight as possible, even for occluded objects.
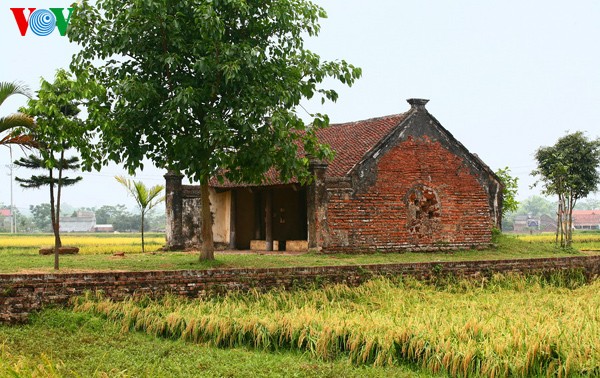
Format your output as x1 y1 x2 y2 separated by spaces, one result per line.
165 99 503 253
572 210 600 230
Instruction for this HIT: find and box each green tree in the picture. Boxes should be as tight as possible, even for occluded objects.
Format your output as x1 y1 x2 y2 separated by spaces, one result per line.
516 195 555 217
574 197 600 210
0 82 36 148
15 70 88 270
495 167 519 219
94 204 140 231
15 154 82 268
532 132 600 248
115 176 165 253
69 0 361 260
30 203 52 231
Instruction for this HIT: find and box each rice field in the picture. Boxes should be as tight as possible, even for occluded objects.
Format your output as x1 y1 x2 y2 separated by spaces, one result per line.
0 233 165 254
73 272 600 377
514 231 600 251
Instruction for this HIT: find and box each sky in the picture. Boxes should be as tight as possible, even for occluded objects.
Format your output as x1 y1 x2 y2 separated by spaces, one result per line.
1 0 599 214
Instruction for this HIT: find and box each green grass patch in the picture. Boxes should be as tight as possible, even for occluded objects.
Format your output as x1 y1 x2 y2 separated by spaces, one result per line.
0 309 424 377
0 233 595 274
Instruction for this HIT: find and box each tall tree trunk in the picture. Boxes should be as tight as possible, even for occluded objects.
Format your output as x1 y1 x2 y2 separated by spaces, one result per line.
560 196 567 248
555 201 560 245
49 169 59 270
56 150 64 250
566 193 576 248
141 211 145 253
200 181 214 260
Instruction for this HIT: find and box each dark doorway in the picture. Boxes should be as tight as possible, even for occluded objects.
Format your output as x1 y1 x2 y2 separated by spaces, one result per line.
234 186 307 250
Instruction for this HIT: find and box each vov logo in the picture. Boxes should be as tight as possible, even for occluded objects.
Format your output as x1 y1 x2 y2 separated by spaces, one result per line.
10 8 74 36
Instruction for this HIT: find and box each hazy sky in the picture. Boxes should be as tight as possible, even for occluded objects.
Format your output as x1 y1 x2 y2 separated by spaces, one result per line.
1 0 599 214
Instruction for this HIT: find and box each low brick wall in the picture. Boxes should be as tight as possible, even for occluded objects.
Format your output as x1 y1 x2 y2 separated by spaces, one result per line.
1 256 599 324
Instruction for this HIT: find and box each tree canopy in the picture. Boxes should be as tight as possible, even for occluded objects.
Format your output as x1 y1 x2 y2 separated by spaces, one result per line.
532 131 600 247
68 0 361 259
495 166 519 220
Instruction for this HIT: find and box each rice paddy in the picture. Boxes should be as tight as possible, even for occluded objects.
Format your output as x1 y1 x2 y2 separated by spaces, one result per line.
0 233 165 254
515 231 600 250
0 232 598 273
72 272 600 377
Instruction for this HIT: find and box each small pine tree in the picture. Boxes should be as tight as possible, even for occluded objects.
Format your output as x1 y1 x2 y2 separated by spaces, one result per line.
15 153 82 269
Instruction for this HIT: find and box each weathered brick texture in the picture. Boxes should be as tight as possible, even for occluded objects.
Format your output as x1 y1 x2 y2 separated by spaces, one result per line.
323 137 494 252
1 256 599 324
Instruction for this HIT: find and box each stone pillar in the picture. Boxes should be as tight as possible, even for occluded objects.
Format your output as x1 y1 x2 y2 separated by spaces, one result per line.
164 171 184 250
307 160 328 250
265 190 273 251
229 190 237 249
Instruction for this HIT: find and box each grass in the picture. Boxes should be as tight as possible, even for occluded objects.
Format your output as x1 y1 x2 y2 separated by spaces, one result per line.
68 271 600 377
0 233 598 274
0 309 424 377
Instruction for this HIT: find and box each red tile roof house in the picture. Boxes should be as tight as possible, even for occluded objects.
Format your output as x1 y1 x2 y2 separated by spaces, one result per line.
164 99 504 253
572 210 600 230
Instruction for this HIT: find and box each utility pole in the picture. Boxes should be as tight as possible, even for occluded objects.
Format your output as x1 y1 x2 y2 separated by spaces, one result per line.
6 147 17 233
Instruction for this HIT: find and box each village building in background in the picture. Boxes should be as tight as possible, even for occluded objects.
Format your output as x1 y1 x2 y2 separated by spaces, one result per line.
165 99 503 253
572 210 600 230
59 210 97 233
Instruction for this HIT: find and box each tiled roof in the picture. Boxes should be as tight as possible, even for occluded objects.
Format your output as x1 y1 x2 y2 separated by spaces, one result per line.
572 210 600 226
315 113 409 177
0 209 11 217
211 112 409 188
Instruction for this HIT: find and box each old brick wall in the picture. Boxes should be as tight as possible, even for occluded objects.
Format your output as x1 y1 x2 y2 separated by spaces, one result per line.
1 256 599 324
323 136 494 253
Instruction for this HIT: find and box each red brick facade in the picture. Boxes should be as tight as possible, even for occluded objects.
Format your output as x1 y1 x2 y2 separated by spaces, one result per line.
324 136 494 252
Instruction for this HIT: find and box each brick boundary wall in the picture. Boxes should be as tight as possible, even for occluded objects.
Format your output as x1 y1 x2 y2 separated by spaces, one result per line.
1 256 600 324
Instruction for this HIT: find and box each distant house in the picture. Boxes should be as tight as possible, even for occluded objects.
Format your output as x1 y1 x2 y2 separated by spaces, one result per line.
513 214 556 233
93 224 114 233
60 211 96 232
572 210 600 230
0 209 12 231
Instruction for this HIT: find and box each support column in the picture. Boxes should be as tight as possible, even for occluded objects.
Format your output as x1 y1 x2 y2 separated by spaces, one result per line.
265 190 273 251
307 160 328 250
229 190 237 250
164 171 184 250
254 191 262 240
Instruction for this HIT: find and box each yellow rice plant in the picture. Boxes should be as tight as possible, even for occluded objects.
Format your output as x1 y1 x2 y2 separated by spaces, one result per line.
515 232 600 250
0 233 165 254
73 274 600 377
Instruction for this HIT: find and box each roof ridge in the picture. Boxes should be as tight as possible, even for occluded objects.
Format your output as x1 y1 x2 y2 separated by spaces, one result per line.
328 112 408 127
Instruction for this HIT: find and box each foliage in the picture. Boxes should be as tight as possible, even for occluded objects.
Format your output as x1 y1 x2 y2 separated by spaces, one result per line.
72 274 600 376
495 166 519 218
16 70 88 270
94 204 138 231
532 131 600 248
575 197 600 210
115 176 165 252
515 195 555 217
15 153 82 269
0 81 35 148
69 0 361 260
15 154 82 188
29 203 52 231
